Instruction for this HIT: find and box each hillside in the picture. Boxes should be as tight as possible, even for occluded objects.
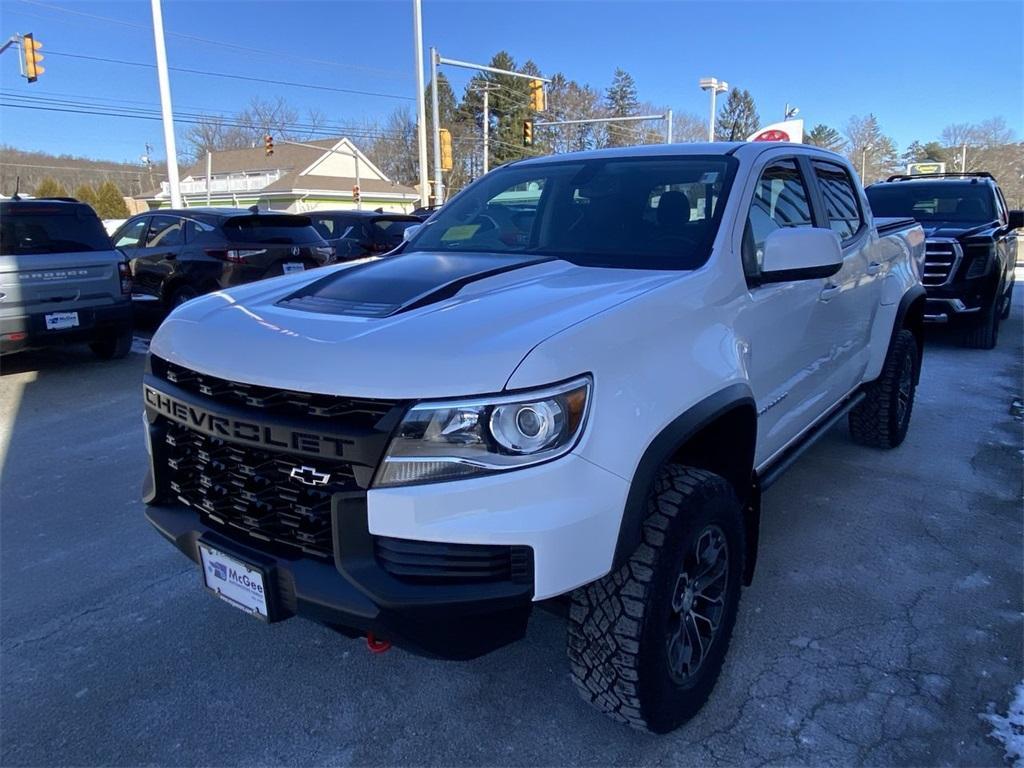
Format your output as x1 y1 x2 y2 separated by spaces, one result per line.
0 146 167 198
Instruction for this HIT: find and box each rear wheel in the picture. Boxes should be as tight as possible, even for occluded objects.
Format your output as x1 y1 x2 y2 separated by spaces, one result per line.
90 327 132 360
169 284 199 309
849 328 918 448
568 465 744 733
964 294 1000 350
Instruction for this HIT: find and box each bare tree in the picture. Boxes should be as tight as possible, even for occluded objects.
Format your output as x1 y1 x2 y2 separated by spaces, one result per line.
845 114 899 183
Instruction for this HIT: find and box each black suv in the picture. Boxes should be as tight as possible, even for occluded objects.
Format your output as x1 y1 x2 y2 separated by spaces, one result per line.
866 173 1022 349
112 209 335 309
307 210 421 261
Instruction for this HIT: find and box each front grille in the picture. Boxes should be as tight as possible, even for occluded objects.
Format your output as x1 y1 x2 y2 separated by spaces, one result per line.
923 240 962 287
162 420 357 558
375 537 534 586
151 356 398 428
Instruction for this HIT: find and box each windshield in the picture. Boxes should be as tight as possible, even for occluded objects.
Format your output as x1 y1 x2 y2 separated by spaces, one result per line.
866 184 996 224
222 215 323 245
0 204 112 255
406 155 738 270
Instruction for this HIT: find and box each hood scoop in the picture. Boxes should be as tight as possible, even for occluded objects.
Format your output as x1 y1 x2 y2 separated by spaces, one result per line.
276 251 553 318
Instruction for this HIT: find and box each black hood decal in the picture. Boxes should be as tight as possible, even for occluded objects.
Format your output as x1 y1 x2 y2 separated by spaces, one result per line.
276 251 554 318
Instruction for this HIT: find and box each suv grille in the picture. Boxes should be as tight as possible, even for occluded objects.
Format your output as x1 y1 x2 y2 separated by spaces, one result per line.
375 537 534 585
152 356 396 427
923 240 962 287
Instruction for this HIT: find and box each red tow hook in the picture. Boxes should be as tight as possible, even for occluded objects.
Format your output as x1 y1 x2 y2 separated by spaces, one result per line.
366 632 392 653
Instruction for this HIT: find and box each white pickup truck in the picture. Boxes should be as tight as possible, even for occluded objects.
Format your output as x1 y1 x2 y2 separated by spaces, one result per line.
142 142 925 732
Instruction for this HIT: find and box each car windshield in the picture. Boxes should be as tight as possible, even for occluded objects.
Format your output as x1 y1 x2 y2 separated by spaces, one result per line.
406 155 738 270
0 205 112 255
222 215 323 244
866 184 997 223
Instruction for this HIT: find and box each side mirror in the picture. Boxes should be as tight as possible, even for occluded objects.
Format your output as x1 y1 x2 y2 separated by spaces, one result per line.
402 224 422 242
760 227 843 283
1007 210 1023 230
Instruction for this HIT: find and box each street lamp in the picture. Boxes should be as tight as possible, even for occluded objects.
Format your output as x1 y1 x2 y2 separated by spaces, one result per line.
861 144 873 182
699 77 728 142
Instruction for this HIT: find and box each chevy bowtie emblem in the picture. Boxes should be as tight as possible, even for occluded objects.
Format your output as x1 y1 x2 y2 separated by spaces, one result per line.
290 465 331 486
290 246 301 256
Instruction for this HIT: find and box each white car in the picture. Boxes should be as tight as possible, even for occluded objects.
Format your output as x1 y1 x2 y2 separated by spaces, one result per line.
141 142 925 732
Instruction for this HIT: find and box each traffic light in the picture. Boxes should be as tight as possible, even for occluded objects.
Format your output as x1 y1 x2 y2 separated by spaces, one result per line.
523 120 534 147
439 128 453 172
263 134 274 157
352 184 361 203
22 33 43 83
529 79 545 112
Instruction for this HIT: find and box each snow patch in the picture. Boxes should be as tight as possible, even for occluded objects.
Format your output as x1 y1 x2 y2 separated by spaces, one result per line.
981 682 1024 767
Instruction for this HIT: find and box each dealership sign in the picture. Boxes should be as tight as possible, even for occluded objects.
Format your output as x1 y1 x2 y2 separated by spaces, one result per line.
907 162 947 175
747 119 804 143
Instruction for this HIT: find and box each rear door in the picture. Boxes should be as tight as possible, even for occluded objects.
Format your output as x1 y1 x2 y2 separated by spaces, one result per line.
130 214 185 297
112 216 151 295
0 203 125 323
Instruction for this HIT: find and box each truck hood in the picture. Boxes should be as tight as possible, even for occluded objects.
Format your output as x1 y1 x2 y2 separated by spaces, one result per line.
920 221 996 239
151 251 678 398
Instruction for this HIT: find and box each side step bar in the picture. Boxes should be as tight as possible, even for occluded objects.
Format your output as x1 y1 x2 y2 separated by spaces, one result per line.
758 391 866 491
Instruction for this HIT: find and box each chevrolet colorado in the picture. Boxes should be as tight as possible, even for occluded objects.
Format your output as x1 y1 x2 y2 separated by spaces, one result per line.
142 143 925 732
866 172 1022 349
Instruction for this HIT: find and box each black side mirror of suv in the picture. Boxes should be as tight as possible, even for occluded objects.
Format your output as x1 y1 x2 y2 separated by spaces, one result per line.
1008 210 1024 230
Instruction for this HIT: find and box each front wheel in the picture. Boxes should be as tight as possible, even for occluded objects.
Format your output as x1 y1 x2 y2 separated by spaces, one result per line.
964 290 1001 349
849 328 918 448
568 465 745 733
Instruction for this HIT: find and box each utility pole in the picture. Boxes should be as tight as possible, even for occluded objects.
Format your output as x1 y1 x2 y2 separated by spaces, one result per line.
412 0 428 207
429 47 443 205
666 109 673 143
150 0 181 208
469 83 498 175
861 144 873 182
960 143 967 172
205 151 212 206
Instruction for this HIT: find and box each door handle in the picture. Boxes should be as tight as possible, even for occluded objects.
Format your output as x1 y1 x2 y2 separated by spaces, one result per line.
866 261 882 276
819 285 841 301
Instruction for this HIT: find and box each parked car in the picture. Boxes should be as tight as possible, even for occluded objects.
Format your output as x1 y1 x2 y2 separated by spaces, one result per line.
866 172 1022 348
1 198 133 358
141 143 925 733
307 210 422 260
410 204 442 221
111 208 334 310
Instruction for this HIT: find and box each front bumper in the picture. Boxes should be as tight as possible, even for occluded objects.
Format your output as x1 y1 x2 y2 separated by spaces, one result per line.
147 498 534 659
0 301 132 354
923 297 983 324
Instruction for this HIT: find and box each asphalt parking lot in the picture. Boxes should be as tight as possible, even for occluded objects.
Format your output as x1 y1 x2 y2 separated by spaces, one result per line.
1 294 1021 767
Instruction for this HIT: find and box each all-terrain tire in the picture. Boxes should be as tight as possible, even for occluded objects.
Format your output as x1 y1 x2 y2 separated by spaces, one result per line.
568 465 745 733
964 294 1000 349
89 327 133 360
848 328 918 448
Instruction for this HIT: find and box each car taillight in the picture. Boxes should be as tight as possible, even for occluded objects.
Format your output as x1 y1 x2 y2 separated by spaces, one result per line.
206 248 265 264
118 261 132 295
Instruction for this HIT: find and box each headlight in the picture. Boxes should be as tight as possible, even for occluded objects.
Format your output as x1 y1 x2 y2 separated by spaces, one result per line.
374 376 591 488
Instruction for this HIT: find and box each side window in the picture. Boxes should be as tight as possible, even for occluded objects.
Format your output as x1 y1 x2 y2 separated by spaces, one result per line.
113 217 149 249
742 159 814 278
812 161 863 242
145 215 184 248
994 188 1008 225
310 216 335 238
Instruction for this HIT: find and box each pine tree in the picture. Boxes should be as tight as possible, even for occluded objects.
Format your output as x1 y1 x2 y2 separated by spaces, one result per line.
94 180 129 219
34 177 68 198
605 68 639 148
75 183 99 208
805 124 846 152
715 89 760 142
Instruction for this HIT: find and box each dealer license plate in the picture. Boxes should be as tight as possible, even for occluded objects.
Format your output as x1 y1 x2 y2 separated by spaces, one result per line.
45 311 79 330
282 262 305 274
198 543 269 619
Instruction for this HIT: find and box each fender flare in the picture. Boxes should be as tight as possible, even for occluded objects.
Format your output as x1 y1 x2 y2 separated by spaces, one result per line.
610 383 757 570
893 284 926 383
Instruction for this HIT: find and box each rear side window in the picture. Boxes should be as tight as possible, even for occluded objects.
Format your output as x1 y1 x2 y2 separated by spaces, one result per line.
223 215 323 244
145 215 184 247
813 161 863 241
742 159 814 277
373 218 417 247
114 217 149 248
0 205 112 255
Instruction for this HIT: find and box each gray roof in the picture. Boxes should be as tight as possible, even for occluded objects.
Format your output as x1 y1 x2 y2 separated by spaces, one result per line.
262 172 417 196
180 138 339 177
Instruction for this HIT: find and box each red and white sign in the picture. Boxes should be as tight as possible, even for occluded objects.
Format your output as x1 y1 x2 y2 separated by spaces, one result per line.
748 119 804 143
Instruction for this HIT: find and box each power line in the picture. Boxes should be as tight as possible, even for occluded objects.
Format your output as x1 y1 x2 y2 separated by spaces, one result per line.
45 51 414 102
16 0 410 81
0 161 166 177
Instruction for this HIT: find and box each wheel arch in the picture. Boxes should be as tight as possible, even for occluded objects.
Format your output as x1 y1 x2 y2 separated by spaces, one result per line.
611 383 759 583
895 285 926 383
